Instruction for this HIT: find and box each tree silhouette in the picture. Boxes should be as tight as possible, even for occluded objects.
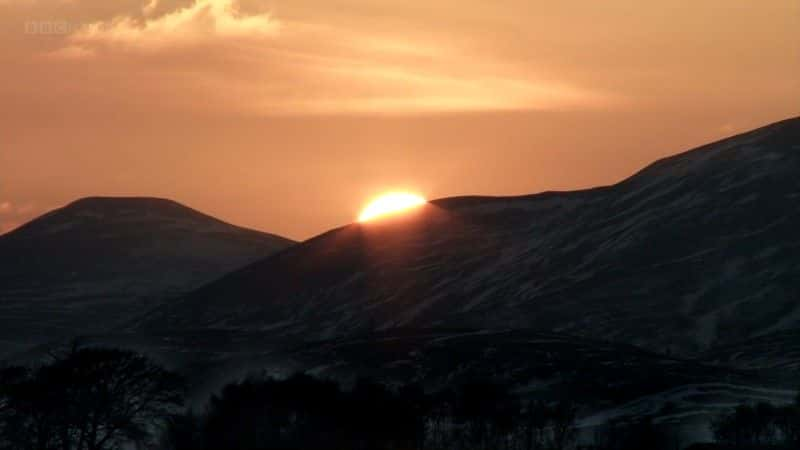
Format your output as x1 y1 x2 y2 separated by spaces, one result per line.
709 400 800 449
547 401 578 450
0 347 183 450
453 381 519 450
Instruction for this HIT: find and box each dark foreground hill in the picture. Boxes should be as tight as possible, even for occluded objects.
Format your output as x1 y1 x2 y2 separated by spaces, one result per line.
140 117 800 355
0 197 294 355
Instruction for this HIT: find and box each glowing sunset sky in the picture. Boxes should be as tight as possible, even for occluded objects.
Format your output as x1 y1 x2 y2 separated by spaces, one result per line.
1 0 797 238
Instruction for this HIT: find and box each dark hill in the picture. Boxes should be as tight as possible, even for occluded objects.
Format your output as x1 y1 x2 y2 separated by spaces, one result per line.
0 197 294 355
139 118 800 355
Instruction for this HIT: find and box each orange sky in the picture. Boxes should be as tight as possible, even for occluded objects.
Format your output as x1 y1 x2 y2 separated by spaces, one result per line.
1 0 798 239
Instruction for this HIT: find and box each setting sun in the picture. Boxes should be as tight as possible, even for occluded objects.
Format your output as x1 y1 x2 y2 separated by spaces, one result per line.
358 192 427 222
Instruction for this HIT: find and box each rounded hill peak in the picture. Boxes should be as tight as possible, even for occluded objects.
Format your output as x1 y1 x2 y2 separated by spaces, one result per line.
65 196 193 214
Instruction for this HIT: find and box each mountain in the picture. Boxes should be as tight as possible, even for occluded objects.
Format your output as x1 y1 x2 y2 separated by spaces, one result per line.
0 197 294 355
139 117 800 355
6 119 798 434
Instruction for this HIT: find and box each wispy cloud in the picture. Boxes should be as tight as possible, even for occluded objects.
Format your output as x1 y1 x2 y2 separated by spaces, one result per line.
68 0 279 51
142 0 159 16
33 0 613 114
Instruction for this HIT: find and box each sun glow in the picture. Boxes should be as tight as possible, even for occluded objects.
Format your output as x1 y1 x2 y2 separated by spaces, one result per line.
358 192 427 222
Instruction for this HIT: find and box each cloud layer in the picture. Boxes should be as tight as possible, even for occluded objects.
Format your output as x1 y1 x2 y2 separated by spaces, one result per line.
8 0 618 114
7 0 795 117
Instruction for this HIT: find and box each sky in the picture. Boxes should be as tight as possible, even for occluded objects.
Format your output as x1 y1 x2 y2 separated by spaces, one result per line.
1 0 798 239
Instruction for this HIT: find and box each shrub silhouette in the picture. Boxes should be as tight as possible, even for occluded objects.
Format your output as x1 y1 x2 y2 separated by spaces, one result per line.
160 374 581 450
177 374 426 450
592 415 674 450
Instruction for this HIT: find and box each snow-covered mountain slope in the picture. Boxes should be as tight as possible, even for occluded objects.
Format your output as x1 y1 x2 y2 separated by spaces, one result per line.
0 197 294 355
138 117 800 354
701 329 800 375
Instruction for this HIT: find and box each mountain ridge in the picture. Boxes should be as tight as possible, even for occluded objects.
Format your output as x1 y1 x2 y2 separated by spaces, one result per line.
138 117 800 354
4 196 290 243
0 196 295 356
433 116 800 212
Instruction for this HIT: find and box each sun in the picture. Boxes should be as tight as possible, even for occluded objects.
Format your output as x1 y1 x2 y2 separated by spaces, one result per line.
358 192 427 222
